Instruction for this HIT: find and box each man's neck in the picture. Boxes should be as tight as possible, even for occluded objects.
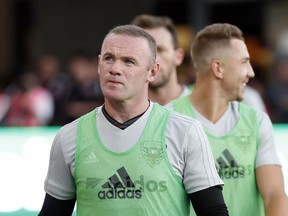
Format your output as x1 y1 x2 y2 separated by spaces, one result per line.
189 83 229 123
149 83 183 106
104 99 150 124
102 105 148 129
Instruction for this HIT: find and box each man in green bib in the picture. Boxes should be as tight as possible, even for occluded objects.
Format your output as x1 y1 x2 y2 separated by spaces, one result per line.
38 25 229 215
131 14 191 108
172 23 288 216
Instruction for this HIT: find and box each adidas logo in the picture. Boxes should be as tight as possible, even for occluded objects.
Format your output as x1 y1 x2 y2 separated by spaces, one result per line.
84 152 99 164
216 149 251 179
98 167 142 199
97 166 168 200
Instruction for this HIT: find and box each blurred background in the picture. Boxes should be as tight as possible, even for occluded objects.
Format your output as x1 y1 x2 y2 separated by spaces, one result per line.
0 0 288 125
0 0 287 215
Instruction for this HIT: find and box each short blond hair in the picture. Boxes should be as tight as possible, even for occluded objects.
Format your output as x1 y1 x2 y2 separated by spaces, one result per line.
191 23 244 71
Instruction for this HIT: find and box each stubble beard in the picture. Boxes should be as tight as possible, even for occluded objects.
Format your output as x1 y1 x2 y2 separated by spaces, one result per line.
149 70 171 90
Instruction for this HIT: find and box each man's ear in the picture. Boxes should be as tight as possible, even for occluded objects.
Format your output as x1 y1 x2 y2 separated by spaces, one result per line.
148 63 160 82
175 48 185 66
211 60 223 79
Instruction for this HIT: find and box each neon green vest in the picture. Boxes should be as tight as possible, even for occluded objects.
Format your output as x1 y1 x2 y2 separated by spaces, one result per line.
173 96 265 216
74 104 190 215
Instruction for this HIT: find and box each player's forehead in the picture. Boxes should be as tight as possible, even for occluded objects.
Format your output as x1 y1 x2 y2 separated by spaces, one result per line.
145 27 173 45
101 34 151 60
104 34 149 51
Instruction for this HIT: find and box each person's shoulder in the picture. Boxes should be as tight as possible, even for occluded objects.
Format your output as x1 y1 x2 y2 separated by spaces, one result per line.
172 94 189 106
166 110 206 140
169 109 202 127
153 102 202 129
236 101 271 124
236 101 266 115
233 100 256 114
59 107 100 133
58 118 80 137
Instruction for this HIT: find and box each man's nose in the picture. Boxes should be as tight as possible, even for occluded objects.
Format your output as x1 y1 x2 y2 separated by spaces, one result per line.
109 61 122 75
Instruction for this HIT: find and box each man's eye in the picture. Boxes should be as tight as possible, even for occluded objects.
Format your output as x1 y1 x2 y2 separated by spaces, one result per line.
104 56 113 62
125 60 134 65
243 58 250 64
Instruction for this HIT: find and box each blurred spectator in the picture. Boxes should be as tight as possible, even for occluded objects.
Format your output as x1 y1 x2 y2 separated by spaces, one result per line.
36 54 72 125
0 92 10 125
63 51 104 123
266 56 288 123
2 72 54 126
243 85 267 113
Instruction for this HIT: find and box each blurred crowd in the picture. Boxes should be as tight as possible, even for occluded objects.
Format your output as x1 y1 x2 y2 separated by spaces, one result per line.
265 55 288 123
0 52 104 126
0 48 288 127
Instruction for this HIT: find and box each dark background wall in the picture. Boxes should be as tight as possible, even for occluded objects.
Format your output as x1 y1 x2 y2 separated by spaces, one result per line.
1 0 288 89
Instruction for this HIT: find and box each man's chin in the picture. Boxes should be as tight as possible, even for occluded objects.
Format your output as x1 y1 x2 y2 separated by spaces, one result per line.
236 96 244 102
149 84 160 90
149 81 166 89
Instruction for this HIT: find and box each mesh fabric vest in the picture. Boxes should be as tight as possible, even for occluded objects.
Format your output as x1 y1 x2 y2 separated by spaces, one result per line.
74 104 190 215
173 96 265 216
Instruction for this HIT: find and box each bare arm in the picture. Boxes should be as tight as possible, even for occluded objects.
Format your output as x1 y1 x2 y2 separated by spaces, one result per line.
256 165 288 216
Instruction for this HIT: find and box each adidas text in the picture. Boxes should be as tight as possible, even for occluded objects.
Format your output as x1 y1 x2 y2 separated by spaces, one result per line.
134 175 167 192
217 165 252 179
98 188 142 199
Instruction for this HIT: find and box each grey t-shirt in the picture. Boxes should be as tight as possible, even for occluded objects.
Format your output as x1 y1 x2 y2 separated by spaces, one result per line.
188 101 281 168
44 102 223 200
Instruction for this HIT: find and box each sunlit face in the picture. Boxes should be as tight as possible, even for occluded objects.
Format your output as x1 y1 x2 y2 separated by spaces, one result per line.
144 27 180 89
221 39 255 101
98 33 158 103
